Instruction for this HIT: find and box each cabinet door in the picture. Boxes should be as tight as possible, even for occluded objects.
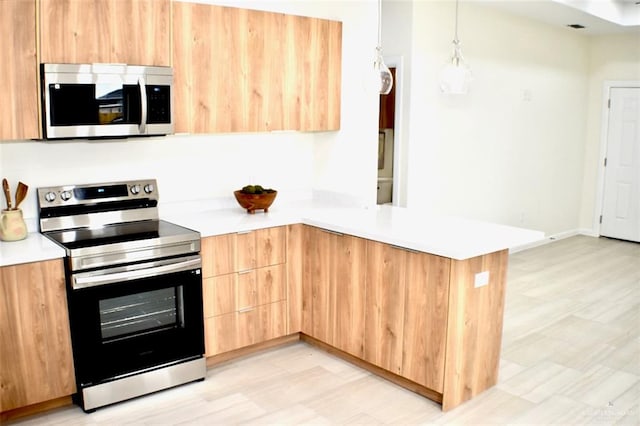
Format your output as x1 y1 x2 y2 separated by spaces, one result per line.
303 227 366 356
203 273 236 317
0 260 75 411
257 264 286 306
402 252 450 392
364 241 406 375
293 16 342 132
172 2 341 133
332 235 367 358
303 226 336 344
204 313 237 356
201 234 236 278
257 301 287 342
40 0 170 65
286 224 305 333
237 227 286 271
0 0 39 140
237 270 258 311
255 227 286 268
236 231 257 272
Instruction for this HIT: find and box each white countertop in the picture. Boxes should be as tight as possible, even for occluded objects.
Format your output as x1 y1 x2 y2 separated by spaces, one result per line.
0 232 66 267
1 199 545 267
301 205 545 260
163 200 545 260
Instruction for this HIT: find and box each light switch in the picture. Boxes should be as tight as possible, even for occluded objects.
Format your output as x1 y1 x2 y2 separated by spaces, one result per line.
474 271 490 288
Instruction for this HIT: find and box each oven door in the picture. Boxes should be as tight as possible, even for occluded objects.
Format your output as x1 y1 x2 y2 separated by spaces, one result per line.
67 255 204 387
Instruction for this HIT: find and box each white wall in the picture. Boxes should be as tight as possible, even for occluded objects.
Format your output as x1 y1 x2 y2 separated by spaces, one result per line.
579 33 640 233
400 1 590 236
0 0 381 226
2 0 636 238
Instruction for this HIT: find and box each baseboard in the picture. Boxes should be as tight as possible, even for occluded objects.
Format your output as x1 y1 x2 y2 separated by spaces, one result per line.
0 396 72 423
509 228 599 253
205 334 300 368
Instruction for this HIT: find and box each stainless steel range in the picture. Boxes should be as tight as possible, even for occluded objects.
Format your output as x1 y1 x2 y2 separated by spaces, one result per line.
38 179 205 412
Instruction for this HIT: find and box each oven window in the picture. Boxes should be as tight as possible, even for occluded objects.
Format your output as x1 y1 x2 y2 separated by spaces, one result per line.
99 287 183 340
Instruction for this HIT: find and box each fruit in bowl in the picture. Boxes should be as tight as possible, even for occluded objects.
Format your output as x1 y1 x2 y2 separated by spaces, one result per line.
234 185 277 214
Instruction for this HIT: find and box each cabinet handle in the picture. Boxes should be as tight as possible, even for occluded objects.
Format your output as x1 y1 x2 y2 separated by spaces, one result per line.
318 228 343 237
238 306 255 313
237 230 252 235
138 76 147 134
389 244 422 254
238 269 253 275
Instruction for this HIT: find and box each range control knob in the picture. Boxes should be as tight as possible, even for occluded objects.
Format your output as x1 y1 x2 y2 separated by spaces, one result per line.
144 183 155 194
44 192 56 202
130 184 141 195
60 190 72 201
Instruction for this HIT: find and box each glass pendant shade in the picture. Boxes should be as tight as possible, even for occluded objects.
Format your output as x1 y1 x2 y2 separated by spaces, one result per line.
374 0 393 95
440 39 472 95
440 0 472 95
375 46 393 95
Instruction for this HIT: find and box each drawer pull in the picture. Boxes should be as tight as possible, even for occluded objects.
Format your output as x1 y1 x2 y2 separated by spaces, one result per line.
319 228 343 237
389 244 422 254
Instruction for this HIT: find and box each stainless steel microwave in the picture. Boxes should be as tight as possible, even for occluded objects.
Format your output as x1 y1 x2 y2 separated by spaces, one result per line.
41 63 174 140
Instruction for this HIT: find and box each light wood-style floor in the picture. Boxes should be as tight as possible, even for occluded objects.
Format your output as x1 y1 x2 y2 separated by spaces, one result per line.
9 236 639 425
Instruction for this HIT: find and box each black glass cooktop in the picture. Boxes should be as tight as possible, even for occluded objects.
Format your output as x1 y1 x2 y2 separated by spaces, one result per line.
43 220 199 250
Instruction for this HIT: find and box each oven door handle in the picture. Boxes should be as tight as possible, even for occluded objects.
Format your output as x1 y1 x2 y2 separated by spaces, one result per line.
72 257 201 290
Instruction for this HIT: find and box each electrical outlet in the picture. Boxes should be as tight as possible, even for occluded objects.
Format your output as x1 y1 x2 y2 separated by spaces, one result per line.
474 271 490 288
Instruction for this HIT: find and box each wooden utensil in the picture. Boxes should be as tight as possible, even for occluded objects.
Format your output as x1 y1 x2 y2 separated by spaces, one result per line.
14 181 28 209
2 178 11 210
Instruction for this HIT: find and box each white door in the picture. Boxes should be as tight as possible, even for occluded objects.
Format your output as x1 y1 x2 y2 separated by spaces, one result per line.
601 87 640 242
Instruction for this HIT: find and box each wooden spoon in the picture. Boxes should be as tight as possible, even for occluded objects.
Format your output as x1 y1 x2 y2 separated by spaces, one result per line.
14 182 28 210
2 178 11 210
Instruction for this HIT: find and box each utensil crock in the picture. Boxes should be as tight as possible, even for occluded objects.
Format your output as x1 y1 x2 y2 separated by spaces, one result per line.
0 208 27 241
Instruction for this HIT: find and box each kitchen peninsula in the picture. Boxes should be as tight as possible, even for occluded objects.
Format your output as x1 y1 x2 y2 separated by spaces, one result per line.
1 202 544 417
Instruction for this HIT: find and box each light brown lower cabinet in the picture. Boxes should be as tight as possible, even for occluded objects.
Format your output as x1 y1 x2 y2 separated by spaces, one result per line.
203 263 287 356
1 222 506 418
299 225 509 411
302 226 367 358
205 300 287 355
400 248 450 392
0 259 75 413
363 241 407 375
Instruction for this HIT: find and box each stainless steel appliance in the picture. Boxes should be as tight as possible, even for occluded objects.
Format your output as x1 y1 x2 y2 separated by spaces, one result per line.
41 63 173 139
38 179 204 412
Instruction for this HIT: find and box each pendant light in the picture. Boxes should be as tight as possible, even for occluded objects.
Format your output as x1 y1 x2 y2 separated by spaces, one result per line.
374 0 393 95
440 0 472 95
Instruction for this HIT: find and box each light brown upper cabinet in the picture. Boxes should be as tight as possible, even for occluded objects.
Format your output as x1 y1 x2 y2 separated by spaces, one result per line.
0 0 39 140
172 2 342 133
40 0 170 65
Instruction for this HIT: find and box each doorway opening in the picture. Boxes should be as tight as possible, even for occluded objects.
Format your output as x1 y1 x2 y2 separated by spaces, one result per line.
377 67 396 205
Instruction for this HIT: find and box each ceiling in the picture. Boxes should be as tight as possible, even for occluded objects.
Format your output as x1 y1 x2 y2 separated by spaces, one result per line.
477 0 640 35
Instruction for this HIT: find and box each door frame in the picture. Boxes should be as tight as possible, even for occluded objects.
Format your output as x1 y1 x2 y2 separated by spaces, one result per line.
593 80 640 236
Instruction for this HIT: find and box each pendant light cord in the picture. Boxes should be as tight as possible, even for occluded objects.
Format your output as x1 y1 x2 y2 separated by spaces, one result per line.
454 0 459 43
378 0 383 48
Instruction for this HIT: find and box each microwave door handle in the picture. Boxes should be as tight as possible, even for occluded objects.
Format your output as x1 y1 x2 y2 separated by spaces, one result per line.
138 76 147 134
